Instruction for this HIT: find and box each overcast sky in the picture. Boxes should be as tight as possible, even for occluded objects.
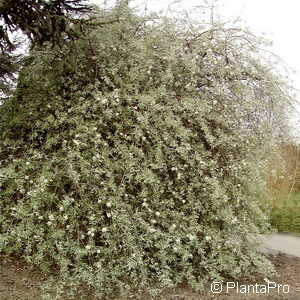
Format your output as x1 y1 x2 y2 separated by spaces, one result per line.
91 0 300 138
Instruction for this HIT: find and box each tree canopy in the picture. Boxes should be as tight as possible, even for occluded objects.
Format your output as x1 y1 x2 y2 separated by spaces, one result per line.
0 0 92 48
0 0 92 96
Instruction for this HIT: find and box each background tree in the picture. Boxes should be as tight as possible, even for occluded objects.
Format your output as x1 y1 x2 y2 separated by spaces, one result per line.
265 140 300 233
0 0 92 47
0 0 92 97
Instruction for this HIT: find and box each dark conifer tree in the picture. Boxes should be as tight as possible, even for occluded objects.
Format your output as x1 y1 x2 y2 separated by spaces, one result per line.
0 0 92 96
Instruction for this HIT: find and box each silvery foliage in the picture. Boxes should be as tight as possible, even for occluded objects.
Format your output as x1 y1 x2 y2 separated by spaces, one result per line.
0 3 294 299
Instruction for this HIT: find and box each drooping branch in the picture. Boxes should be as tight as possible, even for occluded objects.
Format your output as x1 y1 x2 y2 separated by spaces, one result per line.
0 0 92 48
0 0 93 96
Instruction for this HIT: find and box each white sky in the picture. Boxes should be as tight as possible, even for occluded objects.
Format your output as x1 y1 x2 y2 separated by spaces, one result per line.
91 0 300 138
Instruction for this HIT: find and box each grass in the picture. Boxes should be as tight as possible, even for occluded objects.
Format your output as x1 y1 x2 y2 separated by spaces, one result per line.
292 191 300 203
269 191 300 236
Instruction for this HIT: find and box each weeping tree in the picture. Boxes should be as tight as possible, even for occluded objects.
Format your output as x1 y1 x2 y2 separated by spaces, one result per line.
0 2 295 299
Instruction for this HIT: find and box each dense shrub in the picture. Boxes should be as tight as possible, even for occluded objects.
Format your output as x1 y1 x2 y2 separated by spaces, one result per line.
0 4 294 299
270 203 300 234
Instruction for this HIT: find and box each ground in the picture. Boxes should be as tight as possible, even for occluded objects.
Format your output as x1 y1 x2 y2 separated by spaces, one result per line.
1 253 299 300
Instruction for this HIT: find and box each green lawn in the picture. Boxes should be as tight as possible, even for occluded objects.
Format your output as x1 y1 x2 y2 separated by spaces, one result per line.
292 191 300 203
269 191 300 235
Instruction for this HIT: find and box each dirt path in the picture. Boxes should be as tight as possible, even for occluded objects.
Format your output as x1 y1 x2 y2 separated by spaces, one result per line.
1 252 300 299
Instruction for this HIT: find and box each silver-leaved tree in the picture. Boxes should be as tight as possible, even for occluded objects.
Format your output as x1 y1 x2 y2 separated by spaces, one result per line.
0 2 295 299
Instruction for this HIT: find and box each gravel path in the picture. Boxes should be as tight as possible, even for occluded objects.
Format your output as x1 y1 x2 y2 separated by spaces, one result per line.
259 233 300 258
